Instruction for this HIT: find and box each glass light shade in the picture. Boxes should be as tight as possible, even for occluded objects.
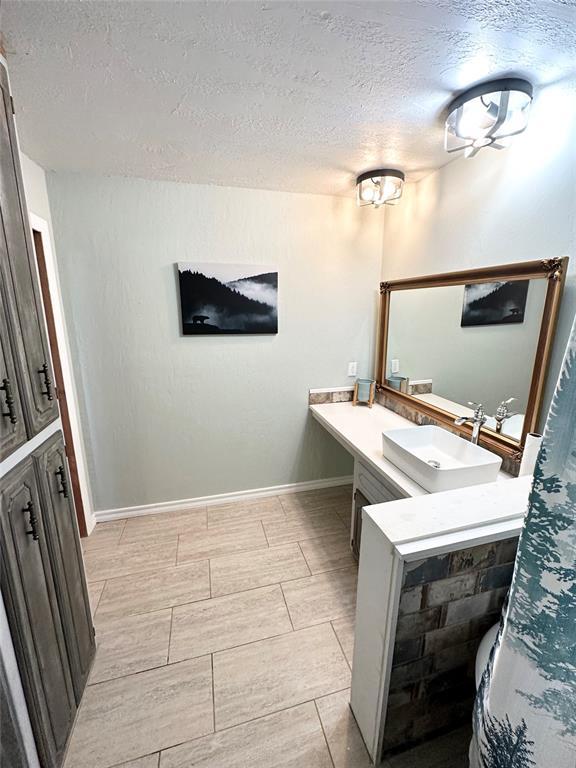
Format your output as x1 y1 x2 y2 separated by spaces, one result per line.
445 78 533 157
356 169 405 207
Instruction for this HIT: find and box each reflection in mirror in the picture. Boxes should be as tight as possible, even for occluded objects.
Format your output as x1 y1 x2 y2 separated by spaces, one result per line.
386 278 548 441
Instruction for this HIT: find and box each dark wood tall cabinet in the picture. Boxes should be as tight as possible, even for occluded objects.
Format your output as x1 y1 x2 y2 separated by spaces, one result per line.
0 58 94 768
33 433 95 702
0 457 78 768
0 59 58 460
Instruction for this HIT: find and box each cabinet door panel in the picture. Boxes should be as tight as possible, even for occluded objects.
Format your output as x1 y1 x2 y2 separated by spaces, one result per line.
0 62 58 435
0 459 76 768
34 432 95 701
0 269 27 459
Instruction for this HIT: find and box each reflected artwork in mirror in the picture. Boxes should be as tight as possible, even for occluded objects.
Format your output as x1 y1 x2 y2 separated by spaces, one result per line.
376 259 568 461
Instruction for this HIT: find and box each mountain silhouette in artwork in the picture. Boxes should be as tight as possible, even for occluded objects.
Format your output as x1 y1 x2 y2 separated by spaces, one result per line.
178 268 278 335
461 280 529 327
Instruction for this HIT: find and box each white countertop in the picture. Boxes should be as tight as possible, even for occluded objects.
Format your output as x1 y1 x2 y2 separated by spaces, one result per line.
367 474 531 548
310 400 526 552
310 401 427 498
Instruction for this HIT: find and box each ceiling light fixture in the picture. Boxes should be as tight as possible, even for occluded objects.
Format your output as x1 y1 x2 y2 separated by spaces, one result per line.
445 77 533 158
356 169 405 208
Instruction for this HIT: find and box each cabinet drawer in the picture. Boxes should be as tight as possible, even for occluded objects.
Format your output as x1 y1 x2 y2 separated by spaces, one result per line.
355 460 402 505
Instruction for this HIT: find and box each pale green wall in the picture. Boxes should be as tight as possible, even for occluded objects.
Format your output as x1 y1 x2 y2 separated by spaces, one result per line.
47 173 383 511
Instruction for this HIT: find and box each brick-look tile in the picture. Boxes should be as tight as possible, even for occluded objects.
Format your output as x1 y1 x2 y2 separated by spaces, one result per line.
389 658 433 689
449 543 497 574
477 562 515 591
392 637 423 665
496 537 519 564
387 684 416 710
309 392 331 404
444 591 493 626
396 607 441 640
432 640 480 674
423 613 499 656
403 555 450 587
398 586 423 615
425 573 476 607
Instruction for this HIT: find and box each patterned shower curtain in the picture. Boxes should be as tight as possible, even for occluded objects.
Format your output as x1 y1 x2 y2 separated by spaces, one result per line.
470 320 576 767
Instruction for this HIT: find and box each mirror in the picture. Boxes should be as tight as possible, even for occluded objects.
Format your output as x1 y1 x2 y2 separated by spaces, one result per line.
376 258 568 456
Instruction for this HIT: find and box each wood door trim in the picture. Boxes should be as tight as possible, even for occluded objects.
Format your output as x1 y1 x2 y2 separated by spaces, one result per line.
32 228 87 537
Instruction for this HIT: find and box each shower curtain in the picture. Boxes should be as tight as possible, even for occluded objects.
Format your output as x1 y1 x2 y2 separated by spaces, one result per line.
470 319 576 767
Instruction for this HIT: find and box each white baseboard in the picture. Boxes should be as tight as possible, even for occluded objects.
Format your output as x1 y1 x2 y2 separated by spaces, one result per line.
94 475 354 523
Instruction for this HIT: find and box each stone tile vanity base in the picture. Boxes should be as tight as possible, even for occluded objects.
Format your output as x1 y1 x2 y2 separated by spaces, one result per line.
382 537 518 756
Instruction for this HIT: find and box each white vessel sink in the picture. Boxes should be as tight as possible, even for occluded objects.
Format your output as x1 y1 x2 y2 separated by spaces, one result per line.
382 425 502 493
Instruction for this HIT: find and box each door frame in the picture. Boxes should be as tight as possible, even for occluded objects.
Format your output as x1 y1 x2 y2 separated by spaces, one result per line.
28 212 94 535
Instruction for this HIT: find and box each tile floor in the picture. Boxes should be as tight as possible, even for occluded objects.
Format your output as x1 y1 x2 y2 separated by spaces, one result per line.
68 485 471 768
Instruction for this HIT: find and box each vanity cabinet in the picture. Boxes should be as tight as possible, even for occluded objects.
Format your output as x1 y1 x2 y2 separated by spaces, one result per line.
0 433 94 768
0 60 58 450
352 459 405 559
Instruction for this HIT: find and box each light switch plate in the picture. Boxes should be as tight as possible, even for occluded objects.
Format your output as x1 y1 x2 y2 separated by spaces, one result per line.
391 359 400 374
348 361 358 377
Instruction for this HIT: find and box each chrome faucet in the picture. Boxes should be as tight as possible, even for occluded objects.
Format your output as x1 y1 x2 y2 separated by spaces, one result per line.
455 402 487 445
493 397 516 434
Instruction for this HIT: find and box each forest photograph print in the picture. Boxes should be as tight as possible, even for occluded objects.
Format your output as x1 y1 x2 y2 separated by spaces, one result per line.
461 279 530 327
178 263 278 335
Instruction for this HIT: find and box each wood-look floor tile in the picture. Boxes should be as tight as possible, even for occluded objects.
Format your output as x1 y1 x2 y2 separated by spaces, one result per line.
170 585 292 662
117 755 159 768
84 539 178 582
90 609 172 684
280 487 352 517
177 522 268 563
213 624 350 730
207 497 286 528
87 582 105 618
95 561 210 621
210 543 310 597
315 689 372 767
281 568 357 630
299 533 356 574
64 658 213 768
82 520 126 551
160 702 332 768
263 511 346 547
120 508 207 544
337 504 353 527
331 616 355 667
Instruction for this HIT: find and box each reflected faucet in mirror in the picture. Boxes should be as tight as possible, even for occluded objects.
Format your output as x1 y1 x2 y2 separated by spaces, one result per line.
455 402 487 445
493 397 516 434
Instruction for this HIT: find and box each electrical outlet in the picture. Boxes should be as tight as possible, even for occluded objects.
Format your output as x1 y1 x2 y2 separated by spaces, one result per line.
391 359 400 374
348 361 358 377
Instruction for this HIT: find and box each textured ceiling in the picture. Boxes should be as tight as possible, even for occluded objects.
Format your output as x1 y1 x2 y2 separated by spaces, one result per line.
1 0 575 196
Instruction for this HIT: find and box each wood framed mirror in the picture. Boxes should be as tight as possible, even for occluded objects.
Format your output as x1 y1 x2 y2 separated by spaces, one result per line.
375 258 568 462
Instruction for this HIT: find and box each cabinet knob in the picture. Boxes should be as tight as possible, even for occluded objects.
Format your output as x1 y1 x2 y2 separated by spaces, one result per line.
38 362 54 401
23 500 39 541
0 377 18 424
55 465 69 498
